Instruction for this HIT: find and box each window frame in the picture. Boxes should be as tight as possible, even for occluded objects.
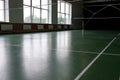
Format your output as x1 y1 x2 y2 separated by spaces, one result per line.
58 0 72 24
0 0 9 22
23 0 51 24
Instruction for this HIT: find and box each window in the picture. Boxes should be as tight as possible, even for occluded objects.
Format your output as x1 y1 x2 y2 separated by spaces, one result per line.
23 0 51 23
0 0 9 22
58 0 72 24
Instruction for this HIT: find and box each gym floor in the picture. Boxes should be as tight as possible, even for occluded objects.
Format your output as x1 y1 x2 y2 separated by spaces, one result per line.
0 30 120 80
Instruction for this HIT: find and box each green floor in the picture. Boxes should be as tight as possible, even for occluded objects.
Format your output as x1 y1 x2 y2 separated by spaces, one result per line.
0 30 120 80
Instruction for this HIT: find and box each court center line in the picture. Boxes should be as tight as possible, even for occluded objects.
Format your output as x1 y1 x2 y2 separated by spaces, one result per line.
74 34 118 80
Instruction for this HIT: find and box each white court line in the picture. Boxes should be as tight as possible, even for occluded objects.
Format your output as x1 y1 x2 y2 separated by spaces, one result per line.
82 21 85 37
9 44 98 54
74 34 118 80
118 33 120 36
9 42 120 57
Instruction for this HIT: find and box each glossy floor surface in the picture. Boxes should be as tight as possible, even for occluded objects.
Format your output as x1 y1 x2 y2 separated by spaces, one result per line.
0 30 120 80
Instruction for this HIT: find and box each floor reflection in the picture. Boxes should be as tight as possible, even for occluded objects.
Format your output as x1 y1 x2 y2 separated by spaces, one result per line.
22 33 51 80
7 36 25 80
0 30 119 80
56 31 71 59
52 31 72 79
21 31 74 79
0 38 9 80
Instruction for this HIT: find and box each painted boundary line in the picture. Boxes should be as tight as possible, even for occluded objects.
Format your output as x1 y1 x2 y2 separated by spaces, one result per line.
118 33 120 36
74 33 120 80
119 75 120 80
9 43 120 57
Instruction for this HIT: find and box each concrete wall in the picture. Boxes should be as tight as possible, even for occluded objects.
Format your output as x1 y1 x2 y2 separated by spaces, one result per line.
51 0 84 29
8 0 84 30
9 0 57 24
9 0 23 23
52 0 57 24
0 22 71 34
71 0 83 29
